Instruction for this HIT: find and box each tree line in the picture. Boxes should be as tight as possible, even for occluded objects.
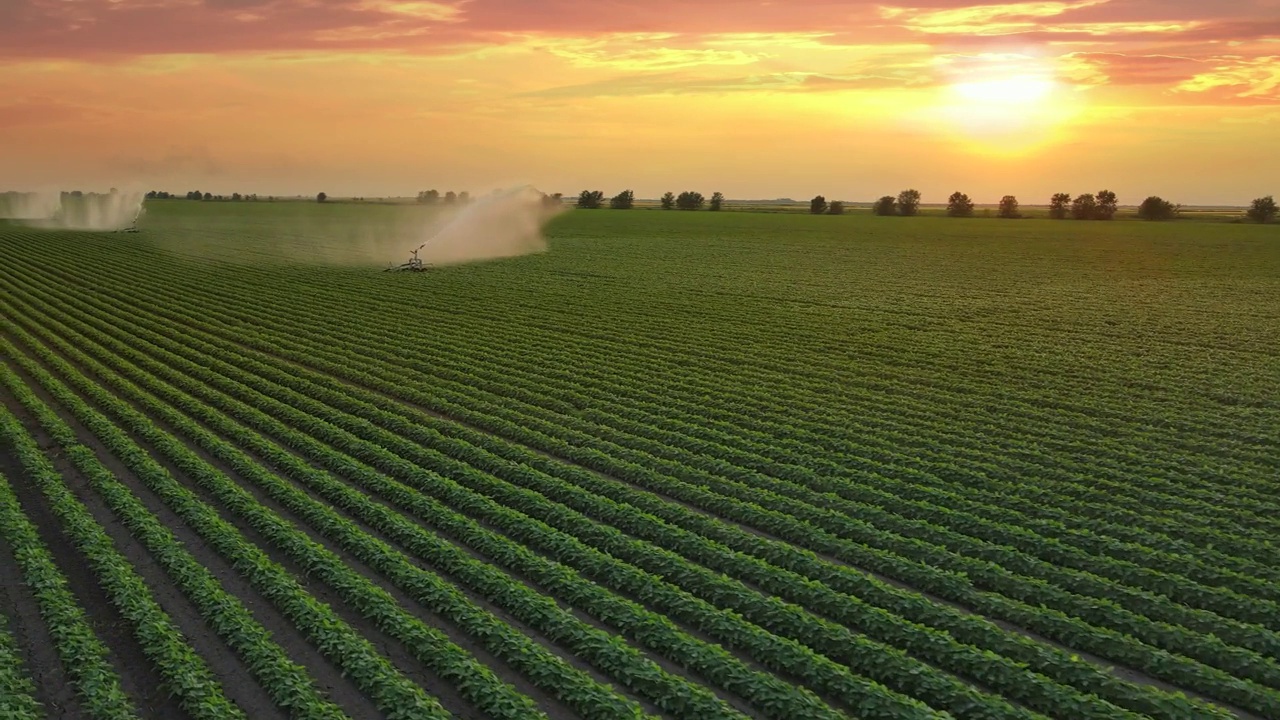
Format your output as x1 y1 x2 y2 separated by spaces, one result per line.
569 188 1276 223
147 190 274 202
415 189 471 204
868 190 1275 223
573 189 727 211
141 187 1279 223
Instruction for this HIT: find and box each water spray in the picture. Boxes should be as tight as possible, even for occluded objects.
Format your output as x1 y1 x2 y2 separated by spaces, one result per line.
4 188 147 231
381 185 564 273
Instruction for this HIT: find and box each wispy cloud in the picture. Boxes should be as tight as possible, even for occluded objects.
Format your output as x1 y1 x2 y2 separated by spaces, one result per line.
1174 56 1280 101
517 33 765 71
881 0 1112 31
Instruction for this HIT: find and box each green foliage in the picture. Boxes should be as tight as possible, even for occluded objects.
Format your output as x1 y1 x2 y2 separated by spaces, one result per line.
897 189 921 216
946 192 974 218
676 191 705 210
827 201 844 215
809 195 827 214
0 612 42 719
610 189 635 210
873 196 897 216
660 191 675 210
0 398 242 720
1095 190 1118 220
577 190 605 209
998 195 1020 219
709 192 724 211
1138 196 1178 221
1049 193 1071 219
0 446 134 720
1247 195 1277 223
1071 193 1096 220
316 192 326 203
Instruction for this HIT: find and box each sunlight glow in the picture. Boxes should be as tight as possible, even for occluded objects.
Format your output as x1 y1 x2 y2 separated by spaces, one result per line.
913 71 1082 157
950 75 1055 104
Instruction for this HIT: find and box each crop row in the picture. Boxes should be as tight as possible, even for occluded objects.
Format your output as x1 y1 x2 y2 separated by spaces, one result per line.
2 293 908 720
48 248 1280 565
28 298 1038 720
5 256 1276 668
30 254 1269 607
0 451 137 720
132 263 1280 535
15 238 1274 550
41 269 1276 687
0 340 466 720
2 230 1269 717
0 374 246 720
216 255 1279 493
12 242 1280 604
0 249 1249 712
0 357 352 718
0 610 42 719
0 319 766 720
2 286 1197 719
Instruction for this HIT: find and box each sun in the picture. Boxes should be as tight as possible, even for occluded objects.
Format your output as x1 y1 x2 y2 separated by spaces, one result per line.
927 71 1081 155
949 75 1056 105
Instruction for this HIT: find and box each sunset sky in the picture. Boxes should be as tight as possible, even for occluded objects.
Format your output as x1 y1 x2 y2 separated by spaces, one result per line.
1 0 1277 204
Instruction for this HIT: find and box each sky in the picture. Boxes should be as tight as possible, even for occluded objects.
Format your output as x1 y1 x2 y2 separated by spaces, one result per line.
1 0 1277 204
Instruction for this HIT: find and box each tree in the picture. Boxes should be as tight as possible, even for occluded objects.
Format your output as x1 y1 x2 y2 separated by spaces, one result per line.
897 189 921 216
709 192 724 211
1049 192 1071 219
541 192 563 208
418 189 439 204
1137 196 1177 221
576 190 604 209
946 191 974 217
997 195 1020 219
660 192 675 210
676 191 705 210
232 192 242 202
1095 189 1118 220
145 190 157 199
1071 193 1095 220
458 191 470 203
444 191 457 203
827 201 844 215
609 189 635 209
203 192 213 201
873 196 896 216
810 195 828 214
1246 195 1277 223
316 192 327 203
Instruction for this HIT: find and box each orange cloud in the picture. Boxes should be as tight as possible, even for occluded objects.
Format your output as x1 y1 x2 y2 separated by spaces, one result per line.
2 0 1278 202
879 0 1112 33
1174 56 1280 102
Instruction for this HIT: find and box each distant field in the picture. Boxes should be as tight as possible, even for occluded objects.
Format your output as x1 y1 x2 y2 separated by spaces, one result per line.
1 201 1277 720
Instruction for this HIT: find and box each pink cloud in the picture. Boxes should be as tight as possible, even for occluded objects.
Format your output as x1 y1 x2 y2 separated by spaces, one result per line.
0 0 1275 62
1064 52 1208 85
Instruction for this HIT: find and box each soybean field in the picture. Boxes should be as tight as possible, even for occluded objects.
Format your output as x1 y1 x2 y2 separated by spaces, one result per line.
1 201 1278 720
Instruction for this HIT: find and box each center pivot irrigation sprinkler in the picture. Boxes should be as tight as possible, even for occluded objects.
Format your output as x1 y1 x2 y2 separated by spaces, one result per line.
385 242 430 272
110 204 145 233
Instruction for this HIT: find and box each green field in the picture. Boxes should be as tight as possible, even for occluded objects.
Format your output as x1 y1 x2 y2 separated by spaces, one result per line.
1 201 1277 720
